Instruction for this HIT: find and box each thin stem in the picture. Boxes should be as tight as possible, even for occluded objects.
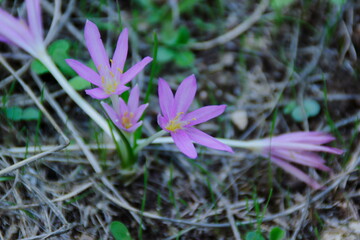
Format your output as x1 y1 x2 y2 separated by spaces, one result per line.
110 95 120 115
134 130 167 154
37 51 117 139
7 137 269 154
148 137 266 150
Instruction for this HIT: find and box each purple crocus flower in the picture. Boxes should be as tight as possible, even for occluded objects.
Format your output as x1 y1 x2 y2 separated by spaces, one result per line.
101 85 148 132
0 0 45 56
157 75 233 158
66 20 152 99
257 131 343 189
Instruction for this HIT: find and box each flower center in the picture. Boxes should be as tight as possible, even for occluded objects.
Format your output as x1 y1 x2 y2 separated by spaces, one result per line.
165 112 189 132
98 63 123 94
121 112 134 129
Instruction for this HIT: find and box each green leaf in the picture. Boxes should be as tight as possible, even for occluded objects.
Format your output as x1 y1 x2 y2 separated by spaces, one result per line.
245 231 265 240
304 99 320 117
0 176 15 182
290 99 321 122
69 76 91 91
271 0 295 10
161 25 190 46
157 46 175 63
5 107 23 121
52 49 76 77
291 106 306 122
175 50 195 67
269 227 286 240
175 26 190 45
160 23 178 46
283 100 296 115
110 221 132 240
22 107 40 121
179 0 198 13
48 39 71 55
329 0 346 5
31 60 49 75
48 39 76 77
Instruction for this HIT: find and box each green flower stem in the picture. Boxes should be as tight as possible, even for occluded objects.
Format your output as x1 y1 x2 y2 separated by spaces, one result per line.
110 95 120 115
134 130 167 154
38 51 117 139
118 130 133 168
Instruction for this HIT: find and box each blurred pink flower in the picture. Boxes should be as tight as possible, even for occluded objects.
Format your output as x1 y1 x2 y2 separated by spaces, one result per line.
157 75 233 158
66 20 152 99
101 85 148 132
257 132 343 189
0 0 45 56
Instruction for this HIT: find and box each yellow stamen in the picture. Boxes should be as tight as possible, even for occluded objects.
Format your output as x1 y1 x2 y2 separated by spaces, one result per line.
165 112 186 132
103 81 118 94
121 112 134 129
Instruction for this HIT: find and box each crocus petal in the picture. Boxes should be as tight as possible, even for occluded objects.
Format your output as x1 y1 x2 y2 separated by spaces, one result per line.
128 85 140 112
118 97 128 116
269 149 331 171
273 132 336 145
270 148 326 164
157 115 168 130
186 127 233 153
121 56 152 84
171 130 197 158
26 0 43 45
174 74 197 113
101 102 121 128
184 105 226 126
158 78 175 119
84 20 110 75
134 103 148 122
271 156 323 190
0 9 35 55
85 88 110 99
268 142 343 155
0 35 10 43
125 121 142 132
111 28 128 73
114 85 129 96
66 59 101 87
0 9 29 35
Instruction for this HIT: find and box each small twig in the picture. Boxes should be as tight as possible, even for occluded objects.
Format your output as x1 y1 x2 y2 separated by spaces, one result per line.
52 182 93 202
43 0 62 44
0 60 31 89
190 0 269 50
42 0 83 43
223 198 242 240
